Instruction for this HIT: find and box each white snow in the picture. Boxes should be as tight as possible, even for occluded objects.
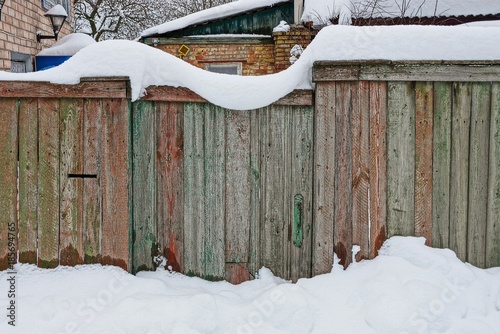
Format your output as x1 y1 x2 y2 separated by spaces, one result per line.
301 0 500 26
1 237 499 333
461 20 500 27
1 25 500 110
45 4 68 17
273 20 290 32
141 0 288 37
37 33 96 56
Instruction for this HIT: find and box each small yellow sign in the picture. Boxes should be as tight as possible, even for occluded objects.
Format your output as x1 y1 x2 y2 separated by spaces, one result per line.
178 45 190 58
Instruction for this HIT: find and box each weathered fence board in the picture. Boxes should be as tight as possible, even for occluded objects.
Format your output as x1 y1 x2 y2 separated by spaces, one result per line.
225 110 251 283
183 103 206 277
203 105 226 280
467 83 491 267
449 83 471 262
289 105 314 280
59 98 84 266
18 98 38 264
334 82 354 268
38 99 60 268
156 102 184 273
83 99 102 264
352 81 370 262
414 82 434 245
368 82 387 258
101 98 130 270
387 82 416 238
313 82 336 275
432 82 452 249
248 109 261 278
487 83 500 268
0 98 18 270
131 101 157 272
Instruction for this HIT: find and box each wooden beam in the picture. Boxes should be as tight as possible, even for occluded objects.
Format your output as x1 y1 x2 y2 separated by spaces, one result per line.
141 87 313 106
0 77 129 99
313 61 500 83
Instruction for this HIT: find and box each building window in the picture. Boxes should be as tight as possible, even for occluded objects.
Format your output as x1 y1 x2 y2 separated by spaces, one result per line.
10 52 33 73
42 0 70 19
204 63 242 75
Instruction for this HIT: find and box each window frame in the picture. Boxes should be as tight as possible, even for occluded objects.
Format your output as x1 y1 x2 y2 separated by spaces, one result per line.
204 62 242 75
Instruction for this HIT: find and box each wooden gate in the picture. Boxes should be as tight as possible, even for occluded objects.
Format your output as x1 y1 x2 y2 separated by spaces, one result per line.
0 78 130 271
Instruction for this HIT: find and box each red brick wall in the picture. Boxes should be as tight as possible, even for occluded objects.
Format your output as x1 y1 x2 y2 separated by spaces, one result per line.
0 0 74 71
273 26 316 72
157 41 275 75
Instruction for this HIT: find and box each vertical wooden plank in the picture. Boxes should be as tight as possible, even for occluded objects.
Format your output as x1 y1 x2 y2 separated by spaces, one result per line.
387 82 416 238
18 98 38 264
248 108 261 278
225 263 249 284
432 82 452 249
83 99 102 264
369 82 387 258
131 100 157 272
449 83 471 262
157 102 184 273
38 99 60 268
225 109 250 283
59 98 84 266
334 82 353 268
101 98 130 271
261 105 289 278
290 105 314 280
415 82 434 246
313 82 336 275
487 82 500 268
0 98 18 270
352 81 370 261
467 83 491 268
183 102 205 277
203 104 225 280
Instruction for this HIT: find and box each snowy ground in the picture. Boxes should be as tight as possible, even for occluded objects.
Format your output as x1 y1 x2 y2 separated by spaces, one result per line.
1 237 499 334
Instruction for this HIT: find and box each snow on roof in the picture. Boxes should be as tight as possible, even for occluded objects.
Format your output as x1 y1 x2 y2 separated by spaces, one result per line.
1 25 500 110
461 20 500 27
141 0 288 38
37 33 96 56
302 0 500 26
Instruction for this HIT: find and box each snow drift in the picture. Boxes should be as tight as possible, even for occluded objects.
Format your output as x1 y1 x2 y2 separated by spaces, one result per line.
1 25 500 110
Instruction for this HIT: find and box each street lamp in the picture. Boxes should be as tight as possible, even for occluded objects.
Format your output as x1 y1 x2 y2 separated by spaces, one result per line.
36 4 68 42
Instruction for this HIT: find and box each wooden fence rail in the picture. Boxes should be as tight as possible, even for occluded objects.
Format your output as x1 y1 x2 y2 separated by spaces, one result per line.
1 61 500 283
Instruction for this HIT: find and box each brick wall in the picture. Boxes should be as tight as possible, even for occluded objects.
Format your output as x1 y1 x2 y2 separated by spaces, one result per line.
156 39 276 76
0 0 74 72
273 26 317 72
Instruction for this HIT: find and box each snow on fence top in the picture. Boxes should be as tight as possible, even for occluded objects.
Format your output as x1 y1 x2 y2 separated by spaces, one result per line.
1 25 500 110
141 0 287 37
302 0 500 26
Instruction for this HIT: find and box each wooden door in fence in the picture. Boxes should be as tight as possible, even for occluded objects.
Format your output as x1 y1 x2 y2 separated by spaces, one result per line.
130 98 314 282
0 90 130 271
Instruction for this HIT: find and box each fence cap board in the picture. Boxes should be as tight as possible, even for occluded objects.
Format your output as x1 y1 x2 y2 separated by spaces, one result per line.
313 60 500 82
141 86 313 106
0 77 130 99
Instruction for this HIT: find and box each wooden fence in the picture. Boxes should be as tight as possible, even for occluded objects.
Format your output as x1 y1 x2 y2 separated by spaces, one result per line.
1 60 500 283
312 60 500 273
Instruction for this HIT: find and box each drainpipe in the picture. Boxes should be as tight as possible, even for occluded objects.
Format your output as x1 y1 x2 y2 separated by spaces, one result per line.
294 0 304 25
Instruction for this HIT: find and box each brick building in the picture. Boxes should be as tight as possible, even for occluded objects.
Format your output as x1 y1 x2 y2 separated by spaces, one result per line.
0 0 74 72
141 0 314 76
